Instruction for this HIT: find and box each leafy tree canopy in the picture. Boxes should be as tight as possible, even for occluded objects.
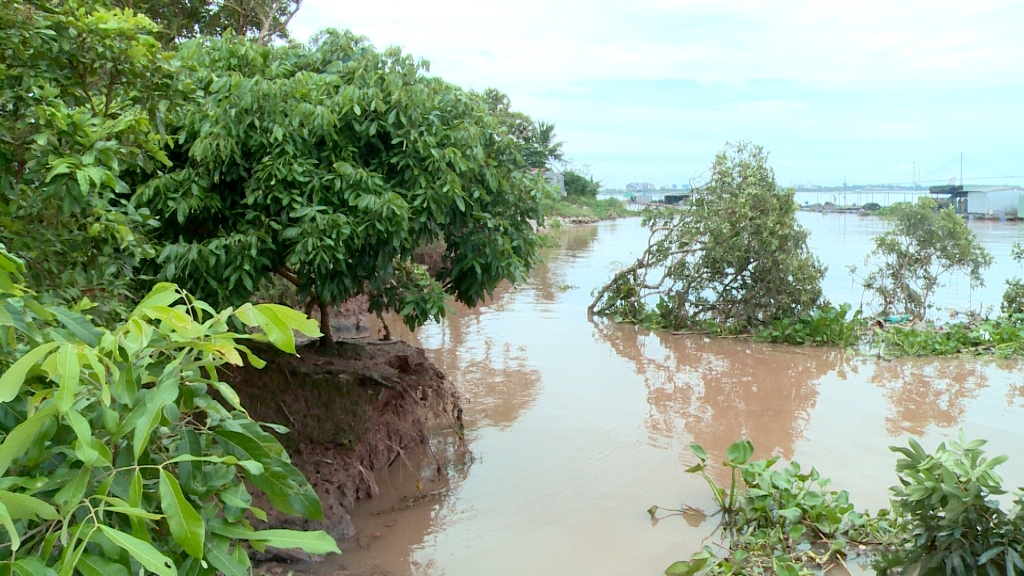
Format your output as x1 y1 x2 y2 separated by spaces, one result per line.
137 30 547 342
861 197 992 319
110 0 301 45
479 89 563 170
589 142 825 332
0 0 179 320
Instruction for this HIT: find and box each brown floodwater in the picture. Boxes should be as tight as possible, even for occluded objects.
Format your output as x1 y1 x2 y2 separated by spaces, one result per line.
315 214 1024 576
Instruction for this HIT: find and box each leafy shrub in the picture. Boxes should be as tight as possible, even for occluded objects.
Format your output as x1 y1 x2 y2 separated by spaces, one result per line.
0 244 337 575
1002 243 1024 315
877 434 1024 575
862 197 992 319
563 169 599 198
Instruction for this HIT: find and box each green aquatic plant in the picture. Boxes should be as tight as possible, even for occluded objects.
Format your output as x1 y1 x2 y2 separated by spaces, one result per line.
756 303 866 347
658 436 1024 575
654 441 888 575
874 316 1024 358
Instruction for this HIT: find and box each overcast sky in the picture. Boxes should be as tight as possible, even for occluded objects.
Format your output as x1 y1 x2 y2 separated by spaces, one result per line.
290 1 1024 189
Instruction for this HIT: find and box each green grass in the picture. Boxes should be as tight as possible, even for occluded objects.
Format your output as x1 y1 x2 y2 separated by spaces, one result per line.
542 195 638 220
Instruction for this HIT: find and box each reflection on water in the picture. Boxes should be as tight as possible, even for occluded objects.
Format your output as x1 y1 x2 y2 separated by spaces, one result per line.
870 359 989 436
321 216 1024 576
590 321 851 462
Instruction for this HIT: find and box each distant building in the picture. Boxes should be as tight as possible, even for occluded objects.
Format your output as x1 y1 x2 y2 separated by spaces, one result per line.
930 185 1022 218
543 170 566 196
626 181 656 191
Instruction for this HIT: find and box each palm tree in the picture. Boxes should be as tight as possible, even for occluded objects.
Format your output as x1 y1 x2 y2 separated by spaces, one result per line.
525 121 564 170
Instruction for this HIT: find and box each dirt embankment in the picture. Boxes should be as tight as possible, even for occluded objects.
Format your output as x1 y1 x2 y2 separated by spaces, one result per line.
226 326 462 545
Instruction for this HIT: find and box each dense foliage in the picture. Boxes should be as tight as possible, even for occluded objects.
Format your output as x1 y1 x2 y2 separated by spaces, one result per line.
874 316 1024 357
0 1 178 321
589 143 825 333
861 197 992 319
563 169 600 198
479 89 563 171
878 434 1024 575
756 303 865 347
659 436 1024 575
0 245 337 575
134 30 546 343
111 0 301 45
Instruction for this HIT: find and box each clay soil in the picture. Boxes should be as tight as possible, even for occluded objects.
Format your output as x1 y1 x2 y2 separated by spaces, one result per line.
225 302 462 572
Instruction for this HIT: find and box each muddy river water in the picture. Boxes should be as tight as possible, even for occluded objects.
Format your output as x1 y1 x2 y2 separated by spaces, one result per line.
317 212 1024 576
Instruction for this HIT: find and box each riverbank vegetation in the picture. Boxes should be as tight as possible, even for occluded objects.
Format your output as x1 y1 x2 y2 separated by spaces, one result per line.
0 0 568 571
542 194 637 222
657 435 1024 575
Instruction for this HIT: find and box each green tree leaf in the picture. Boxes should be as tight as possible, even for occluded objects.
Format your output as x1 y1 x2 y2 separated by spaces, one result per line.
0 406 57 476
0 342 59 402
97 525 176 576
53 344 81 413
250 529 340 554
158 469 205 558
0 491 59 521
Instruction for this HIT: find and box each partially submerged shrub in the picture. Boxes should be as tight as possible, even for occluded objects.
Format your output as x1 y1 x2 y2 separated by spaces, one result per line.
1002 242 1024 316
589 143 824 334
862 197 992 319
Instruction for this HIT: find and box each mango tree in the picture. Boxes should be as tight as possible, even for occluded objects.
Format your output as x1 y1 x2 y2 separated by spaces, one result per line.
110 0 302 45
137 30 546 344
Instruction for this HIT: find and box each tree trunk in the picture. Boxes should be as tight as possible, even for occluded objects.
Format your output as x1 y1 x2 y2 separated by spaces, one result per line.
319 300 332 346
377 311 392 341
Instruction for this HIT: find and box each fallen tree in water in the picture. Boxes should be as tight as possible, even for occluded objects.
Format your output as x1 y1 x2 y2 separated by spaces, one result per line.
588 143 825 334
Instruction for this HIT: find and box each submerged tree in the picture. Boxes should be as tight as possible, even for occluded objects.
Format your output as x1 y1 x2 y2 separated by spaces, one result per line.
136 30 546 344
589 142 825 332
861 197 992 319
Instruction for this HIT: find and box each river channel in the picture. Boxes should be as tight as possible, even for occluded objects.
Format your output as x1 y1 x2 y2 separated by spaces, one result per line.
316 212 1024 576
